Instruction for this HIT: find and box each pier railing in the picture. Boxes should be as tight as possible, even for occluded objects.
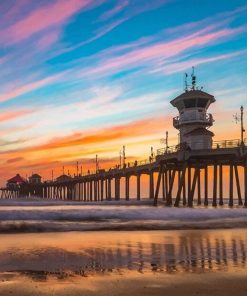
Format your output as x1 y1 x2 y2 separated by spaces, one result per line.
173 112 213 128
157 138 247 156
212 139 242 149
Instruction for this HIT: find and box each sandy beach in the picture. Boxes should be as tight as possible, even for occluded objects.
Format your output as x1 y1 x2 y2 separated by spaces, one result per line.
0 229 246 295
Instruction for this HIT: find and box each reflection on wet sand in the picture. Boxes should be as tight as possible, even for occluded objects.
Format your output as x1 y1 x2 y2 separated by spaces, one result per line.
0 229 246 282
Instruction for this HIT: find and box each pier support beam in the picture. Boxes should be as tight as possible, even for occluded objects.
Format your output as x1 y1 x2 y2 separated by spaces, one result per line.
137 174 141 200
107 178 112 200
229 163 234 207
83 182 86 201
153 163 164 206
212 163 218 207
125 176 130 201
94 180 98 201
182 169 186 206
187 166 191 202
244 161 247 207
166 169 176 206
174 164 186 207
101 179 104 201
115 178 120 200
204 166 208 206
188 166 199 207
89 181 93 201
219 164 223 206
149 171 154 199
234 165 243 206
162 171 165 200
197 168 201 205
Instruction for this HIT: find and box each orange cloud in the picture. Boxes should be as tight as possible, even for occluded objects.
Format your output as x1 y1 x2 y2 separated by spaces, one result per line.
0 110 32 122
0 115 171 185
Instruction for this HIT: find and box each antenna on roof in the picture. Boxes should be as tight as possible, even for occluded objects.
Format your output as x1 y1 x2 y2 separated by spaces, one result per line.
184 73 188 92
191 66 196 90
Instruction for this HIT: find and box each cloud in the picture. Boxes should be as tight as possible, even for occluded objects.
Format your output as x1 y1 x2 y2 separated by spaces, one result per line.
81 26 245 77
0 138 28 147
0 73 62 103
98 1 129 21
0 115 171 182
36 30 61 50
0 0 103 45
54 0 170 56
151 49 247 75
6 157 24 164
0 109 32 123
0 115 170 156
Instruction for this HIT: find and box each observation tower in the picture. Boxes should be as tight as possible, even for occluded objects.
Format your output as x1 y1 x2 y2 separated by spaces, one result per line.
170 69 215 150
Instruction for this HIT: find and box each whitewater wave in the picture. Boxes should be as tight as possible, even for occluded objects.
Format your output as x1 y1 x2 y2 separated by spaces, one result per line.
1 218 247 233
0 199 247 233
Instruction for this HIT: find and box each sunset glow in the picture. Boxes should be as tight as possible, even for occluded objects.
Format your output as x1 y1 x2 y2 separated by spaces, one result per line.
0 0 247 184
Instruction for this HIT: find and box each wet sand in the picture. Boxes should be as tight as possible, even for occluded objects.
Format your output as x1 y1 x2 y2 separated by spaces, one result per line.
0 229 246 295
0 272 247 296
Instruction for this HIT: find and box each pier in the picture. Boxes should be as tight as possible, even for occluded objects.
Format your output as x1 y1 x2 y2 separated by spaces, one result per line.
1 138 247 207
1 73 247 207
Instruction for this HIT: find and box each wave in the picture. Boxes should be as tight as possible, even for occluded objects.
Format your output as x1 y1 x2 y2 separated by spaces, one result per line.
0 199 247 233
1 217 247 233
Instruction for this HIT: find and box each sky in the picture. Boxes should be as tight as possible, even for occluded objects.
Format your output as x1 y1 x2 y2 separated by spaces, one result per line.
0 0 247 184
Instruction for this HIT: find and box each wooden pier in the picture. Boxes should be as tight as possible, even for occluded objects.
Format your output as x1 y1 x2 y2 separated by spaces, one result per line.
1 76 246 207
1 139 247 207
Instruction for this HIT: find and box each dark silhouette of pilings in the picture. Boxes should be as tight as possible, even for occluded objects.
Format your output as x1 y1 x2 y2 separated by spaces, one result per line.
1 146 247 208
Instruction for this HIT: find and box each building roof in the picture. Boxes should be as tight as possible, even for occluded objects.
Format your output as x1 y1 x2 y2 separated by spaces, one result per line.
7 174 27 184
56 174 72 182
170 89 215 107
184 127 214 137
29 173 42 179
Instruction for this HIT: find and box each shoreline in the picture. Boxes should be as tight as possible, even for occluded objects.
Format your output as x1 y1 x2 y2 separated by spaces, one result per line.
1 218 247 234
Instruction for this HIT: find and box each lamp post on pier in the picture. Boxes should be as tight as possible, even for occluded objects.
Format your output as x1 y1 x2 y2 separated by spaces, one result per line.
119 151 122 169
123 145 126 168
160 131 169 153
233 106 245 145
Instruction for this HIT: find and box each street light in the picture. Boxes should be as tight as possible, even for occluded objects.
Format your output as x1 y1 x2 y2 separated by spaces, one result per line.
233 106 245 144
160 131 169 153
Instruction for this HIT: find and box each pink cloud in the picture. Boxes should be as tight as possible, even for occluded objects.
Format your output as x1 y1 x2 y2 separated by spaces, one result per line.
1 0 100 45
85 27 245 76
0 74 61 103
99 0 129 21
153 49 247 74
36 30 61 50
0 110 32 123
